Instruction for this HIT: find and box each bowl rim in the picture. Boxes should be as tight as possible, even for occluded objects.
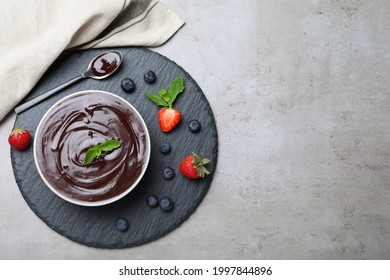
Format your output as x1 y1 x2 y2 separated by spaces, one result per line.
33 90 151 207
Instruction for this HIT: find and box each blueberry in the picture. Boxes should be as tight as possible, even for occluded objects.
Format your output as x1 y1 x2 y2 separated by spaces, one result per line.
162 167 175 180
188 119 201 133
144 70 156 84
121 78 136 93
147 195 159 208
159 197 174 212
116 218 129 231
159 141 171 154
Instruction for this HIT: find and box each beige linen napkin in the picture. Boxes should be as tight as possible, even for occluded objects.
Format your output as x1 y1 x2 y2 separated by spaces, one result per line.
0 0 184 122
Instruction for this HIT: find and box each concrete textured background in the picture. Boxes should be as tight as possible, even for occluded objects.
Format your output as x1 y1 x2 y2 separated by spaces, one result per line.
1 0 389 259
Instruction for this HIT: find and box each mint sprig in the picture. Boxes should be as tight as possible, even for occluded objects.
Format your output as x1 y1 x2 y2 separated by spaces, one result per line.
84 139 121 164
145 76 184 109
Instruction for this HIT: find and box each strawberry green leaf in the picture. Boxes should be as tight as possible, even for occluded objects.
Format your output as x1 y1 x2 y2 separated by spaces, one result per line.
191 153 210 178
168 76 185 105
98 139 121 152
145 92 169 107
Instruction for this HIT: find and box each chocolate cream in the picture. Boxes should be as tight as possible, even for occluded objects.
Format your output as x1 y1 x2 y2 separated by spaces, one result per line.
91 51 121 77
35 91 149 204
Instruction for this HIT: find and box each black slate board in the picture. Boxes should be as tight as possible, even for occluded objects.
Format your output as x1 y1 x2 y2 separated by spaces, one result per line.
11 47 218 248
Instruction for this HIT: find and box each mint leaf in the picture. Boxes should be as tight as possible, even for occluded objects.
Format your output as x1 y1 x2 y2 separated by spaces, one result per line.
145 92 169 107
84 146 100 164
98 139 121 152
168 76 184 105
145 76 185 109
83 139 122 164
159 88 169 103
95 147 102 157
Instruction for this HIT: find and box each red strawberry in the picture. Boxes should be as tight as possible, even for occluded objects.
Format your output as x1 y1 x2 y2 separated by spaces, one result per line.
8 128 31 151
179 153 210 179
145 76 184 133
158 108 182 132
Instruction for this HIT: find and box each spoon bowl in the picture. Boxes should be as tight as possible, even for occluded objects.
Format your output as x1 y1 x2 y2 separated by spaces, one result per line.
14 50 123 114
84 50 122 80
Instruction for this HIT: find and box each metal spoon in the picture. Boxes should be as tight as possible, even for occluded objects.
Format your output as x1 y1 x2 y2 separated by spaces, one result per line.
14 50 123 114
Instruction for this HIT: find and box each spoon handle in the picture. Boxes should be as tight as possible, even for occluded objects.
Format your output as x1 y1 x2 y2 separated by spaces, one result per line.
14 75 85 114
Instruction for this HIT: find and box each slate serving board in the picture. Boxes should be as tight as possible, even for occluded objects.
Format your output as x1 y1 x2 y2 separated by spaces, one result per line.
11 47 218 248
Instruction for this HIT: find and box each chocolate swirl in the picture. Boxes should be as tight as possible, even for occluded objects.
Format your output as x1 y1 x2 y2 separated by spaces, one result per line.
35 91 150 205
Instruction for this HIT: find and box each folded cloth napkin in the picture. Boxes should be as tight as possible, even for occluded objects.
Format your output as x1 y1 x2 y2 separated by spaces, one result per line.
0 0 184 122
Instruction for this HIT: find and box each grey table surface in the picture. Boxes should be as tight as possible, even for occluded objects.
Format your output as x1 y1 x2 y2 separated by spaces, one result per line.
1 0 390 259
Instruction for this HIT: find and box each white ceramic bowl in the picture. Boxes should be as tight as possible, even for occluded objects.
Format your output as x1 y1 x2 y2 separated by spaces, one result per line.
34 90 150 206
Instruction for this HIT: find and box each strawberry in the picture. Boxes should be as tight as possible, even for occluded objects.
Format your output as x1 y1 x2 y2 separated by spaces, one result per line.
158 108 182 133
8 128 31 151
179 153 210 179
145 76 184 132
